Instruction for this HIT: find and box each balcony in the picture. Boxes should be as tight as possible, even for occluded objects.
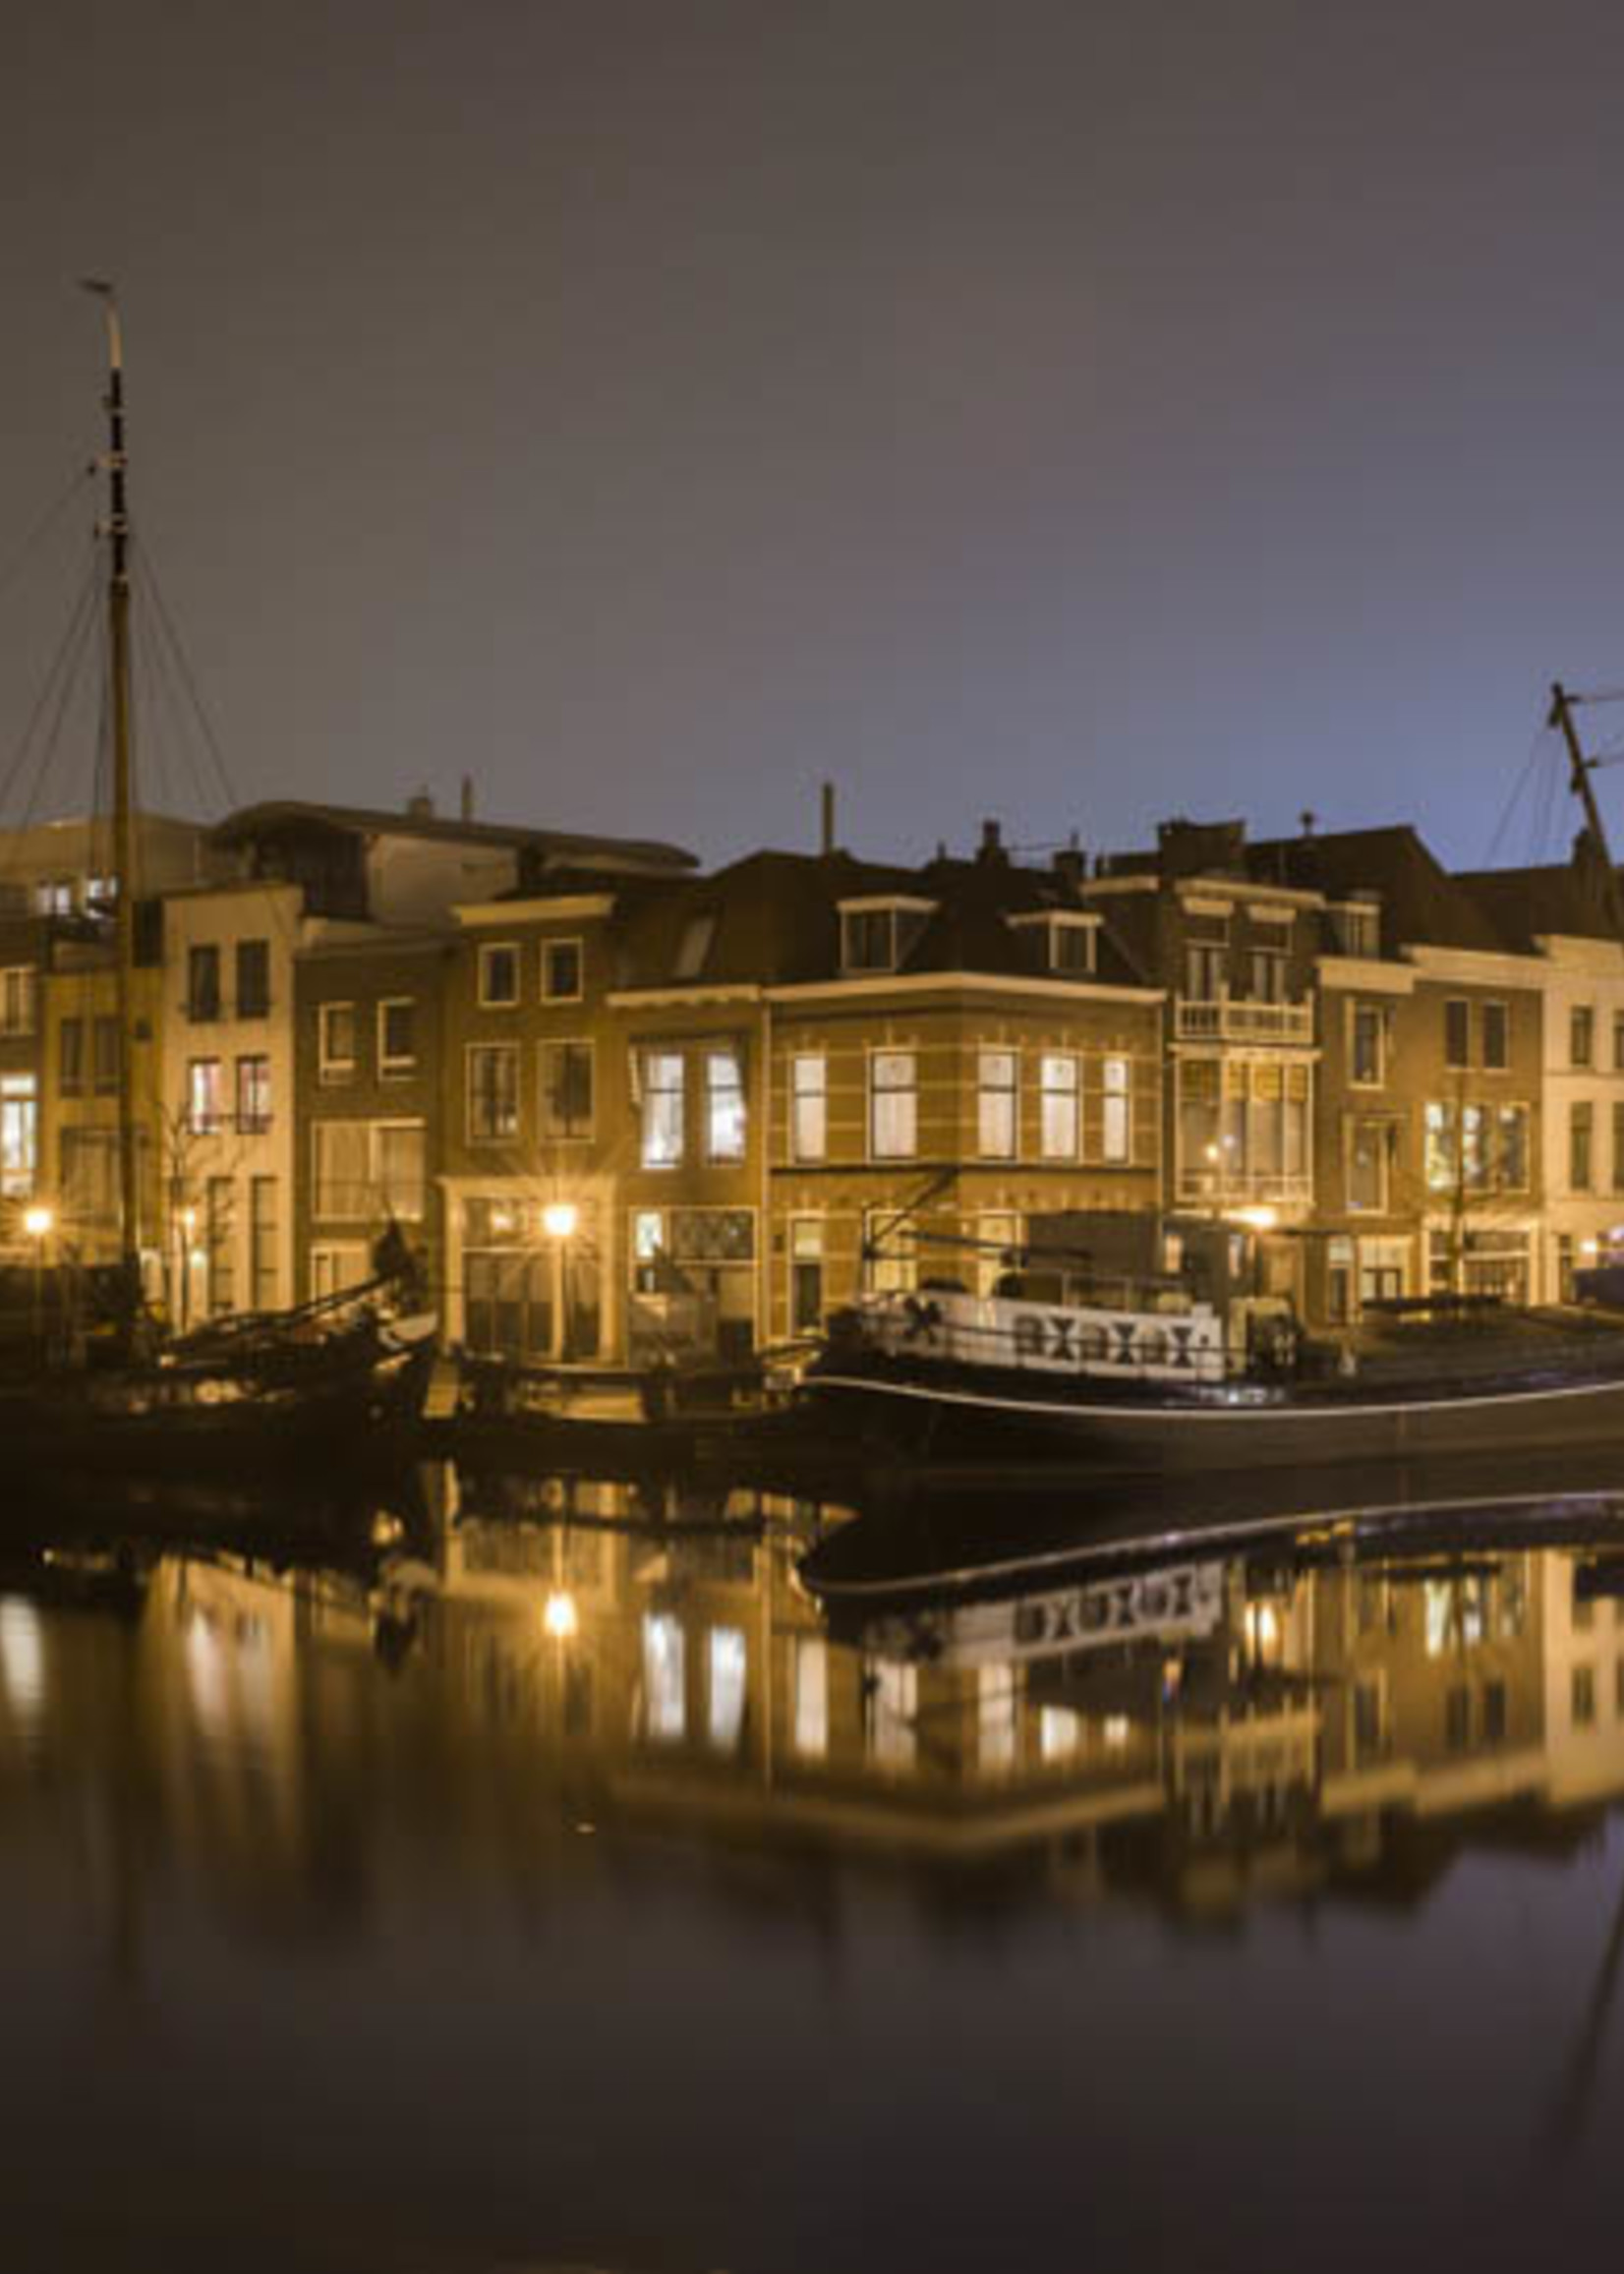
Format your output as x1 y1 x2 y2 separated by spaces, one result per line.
1176 1167 1314 1212
1176 994 1313 1045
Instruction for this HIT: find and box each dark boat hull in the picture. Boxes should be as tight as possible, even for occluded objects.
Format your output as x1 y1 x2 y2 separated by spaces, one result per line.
804 1350 1624 1474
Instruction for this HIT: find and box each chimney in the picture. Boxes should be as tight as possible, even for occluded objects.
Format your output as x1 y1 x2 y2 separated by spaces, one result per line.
977 818 1007 866
461 775 475 823
1053 842 1086 896
820 781 837 856
407 788 435 821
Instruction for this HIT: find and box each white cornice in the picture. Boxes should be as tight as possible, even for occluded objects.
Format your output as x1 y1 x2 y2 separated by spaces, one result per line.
1316 956 1416 995
1404 944 1545 987
765 971 1163 1007
608 984 764 1008
453 894 616 927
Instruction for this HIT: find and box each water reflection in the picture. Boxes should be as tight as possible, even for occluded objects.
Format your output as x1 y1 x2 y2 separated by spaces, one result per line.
4 1464 1624 1922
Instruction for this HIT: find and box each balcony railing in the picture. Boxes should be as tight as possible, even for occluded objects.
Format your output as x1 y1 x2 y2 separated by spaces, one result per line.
1176 1168 1314 1210
1176 995 1313 1044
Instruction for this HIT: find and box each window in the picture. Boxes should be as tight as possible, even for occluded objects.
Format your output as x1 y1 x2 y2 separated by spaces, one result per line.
706 1048 746 1162
236 1055 271 1135
1349 1002 1385 1085
1102 1057 1131 1164
540 1040 594 1139
236 939 270 1019
1353 1679 1384 1756
1348 1119 1390 1213
478 943 519 1008
1497 1104 1530 1192
977 1211 1020 1297
842 908 897 972
1329 901 1379 957
250 1176 278 1311
790 1218 825 1333
790 1054 827 1162
1185 942 1225 1001
92 1017 118 1094
641 1050 685 1168
468 1043 519 1141
376 1123 426 1222
187 944 221 1022
1445 1685 1471 1751
319 1002 357 1082
707 1627 747 1752
864 1659 917 1768
1480 1001 1508 1072
1444 998 1470 1070
1572 1100 1595 1193
1572 1004 1595 1068
870 1051 917 1160
1614 1102 1624 1196
541 938 583 1003
59 1018 84 1097
0 967 36 1038
1573 1664 1596 1728
643 1613 685 1741
312 1123 370 1220
206 1176 235 1315
60 1128 116 1223
1615 1012 1624 1072
188 1058 223 1135
1040 1054 1078 1159
792 1636 828 1758
1481 1679 1507 1745
1051 919 1095 974
35 879 73 916
978 1049 1017 1159
1 1074 37 1196
1248 949 1286 1003
377 999 417 1076
673 913 716 980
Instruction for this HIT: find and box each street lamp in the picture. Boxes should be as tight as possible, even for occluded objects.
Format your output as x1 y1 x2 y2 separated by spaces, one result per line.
542 1198 579 1360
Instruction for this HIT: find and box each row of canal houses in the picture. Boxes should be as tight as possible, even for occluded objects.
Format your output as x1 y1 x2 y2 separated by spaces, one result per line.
4 793 1624 1356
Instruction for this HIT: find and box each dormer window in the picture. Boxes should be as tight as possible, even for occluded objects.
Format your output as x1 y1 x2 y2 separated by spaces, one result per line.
1328 898 1380 958
1009 911 1098 976
839 898 935 975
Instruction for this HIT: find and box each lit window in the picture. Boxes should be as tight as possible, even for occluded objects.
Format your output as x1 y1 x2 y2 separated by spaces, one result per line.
188 1057 223 1135
540 1040 594 1139
978 1049 1017 1159
870 1051 916 1160
467 1043 519 1141
1040 1054 1077 1159
319 1002 357 1082
1 1074 37 1196
706 1048 746 1163
707 1627 747 1751
792 1636 828 1758
0 967 38 1038
1102 1057 1131 1164
790 1054 827 1162
235 1055 271 1135
641 1050 685 1168
643 1613 685 1742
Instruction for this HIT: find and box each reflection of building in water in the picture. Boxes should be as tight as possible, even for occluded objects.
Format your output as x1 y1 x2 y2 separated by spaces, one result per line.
7 1500 1624 1932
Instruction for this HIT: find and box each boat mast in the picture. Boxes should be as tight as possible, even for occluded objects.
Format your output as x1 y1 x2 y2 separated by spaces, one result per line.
85 280 141 1291
1550 680 1624 944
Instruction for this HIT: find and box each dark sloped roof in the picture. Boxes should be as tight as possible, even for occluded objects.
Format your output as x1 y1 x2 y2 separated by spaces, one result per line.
208 800 696 871
1455 859 1623 952
1247 826 1507 954
605 848 1153 991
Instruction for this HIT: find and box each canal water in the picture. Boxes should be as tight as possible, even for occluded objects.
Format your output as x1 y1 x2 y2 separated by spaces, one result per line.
3 1463 1624 2272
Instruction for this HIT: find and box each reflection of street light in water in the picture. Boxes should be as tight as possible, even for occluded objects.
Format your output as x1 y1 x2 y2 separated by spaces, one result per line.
23 1203 52 1341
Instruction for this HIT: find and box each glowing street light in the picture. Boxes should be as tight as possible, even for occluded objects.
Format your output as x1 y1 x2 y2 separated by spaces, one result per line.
24 1202 53 1341
542 1199 579 1241
22 1204 53 1241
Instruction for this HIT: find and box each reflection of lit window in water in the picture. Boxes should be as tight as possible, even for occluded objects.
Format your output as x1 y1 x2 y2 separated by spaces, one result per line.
185 1610 229 1742
864 1659 916 1768
792 1637 827 1758
0 1596 44 1731
978 1663 1018 1772
184 1604 274 1747
1040 1706 1081 1761
1425 1575 1488 1658
708 1627 747 1751
643 1613 685 1741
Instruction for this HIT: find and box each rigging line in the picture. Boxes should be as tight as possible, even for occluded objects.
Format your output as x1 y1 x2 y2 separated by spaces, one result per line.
0 547 102 845
0 462 96 607
134 535 242 815
1481 727 1547 868
132 582 213 828
10 561 104 849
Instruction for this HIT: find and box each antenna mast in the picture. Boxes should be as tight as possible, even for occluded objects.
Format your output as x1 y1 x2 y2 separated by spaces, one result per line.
1550 680 1624 946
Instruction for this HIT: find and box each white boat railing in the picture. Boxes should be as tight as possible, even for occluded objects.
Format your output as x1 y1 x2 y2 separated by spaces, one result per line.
851 1288 1229 1386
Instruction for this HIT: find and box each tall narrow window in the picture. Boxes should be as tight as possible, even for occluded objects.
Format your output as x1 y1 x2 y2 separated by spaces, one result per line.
1614 1102 1624 1196
1480 1001 1508 1072
468 1044 519 1141
312 1122 370 1220
1444 998 1470 1070
0 967 38 1036
1572 1004 1595 1068
59 1018 84 1097
236 939 270 1019
706 1048 746 1163
1349 1003 1384 1085
1040 1054 1078 1159
789 1217 824 1333
792 1636 828 1758
870 1051 917 1160
541 1040 594 1139
1572 1100 1595 1192
235 1055 271 1135
376 1123 426 1222
377 999 416 1076
541 938 583 1003
977 1049 1017 1159
92 1017 119 1095
790 1054 827 1162
478 943 520 1008
206 1176 235 1315
186 944 220 1022
250 1176 278 1312
641 1050 685 1168
319 1003 357 1083
643 1613 685 1741
707 1628 747 1752
0 1074 37 1195
1102 1057 1131 1164
188 1058 223 1136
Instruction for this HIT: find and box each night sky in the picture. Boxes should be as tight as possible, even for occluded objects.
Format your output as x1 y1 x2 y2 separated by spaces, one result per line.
8 0 1624 872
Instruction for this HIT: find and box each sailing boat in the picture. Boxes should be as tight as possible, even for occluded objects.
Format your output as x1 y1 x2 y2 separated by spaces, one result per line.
0 289 433 1480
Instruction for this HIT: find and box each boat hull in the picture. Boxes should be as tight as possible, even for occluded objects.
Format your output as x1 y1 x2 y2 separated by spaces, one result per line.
803 1351 1624 1475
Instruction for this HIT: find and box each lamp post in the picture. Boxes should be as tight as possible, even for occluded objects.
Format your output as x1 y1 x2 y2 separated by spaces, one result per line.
23 1202 53 1344
542 1198 579 1362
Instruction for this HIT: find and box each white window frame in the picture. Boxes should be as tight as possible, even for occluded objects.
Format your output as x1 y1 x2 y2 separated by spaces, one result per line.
1101 1056 1131 1165
0 966 38 1038
1349 1000 1386 1087
188 1056 224 1136
790 1053 828 1163
466 1041 520 1143
478 941 521 1010
377 997 417 1078
541 936 584 1005
640 1048 686 1170
1039 1053 1078 1160
869 1049 917 1162
319 1001 357 1084
977 1048 1018 1160
705 1046 747 1164
540 1037 595 1141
